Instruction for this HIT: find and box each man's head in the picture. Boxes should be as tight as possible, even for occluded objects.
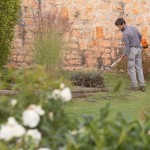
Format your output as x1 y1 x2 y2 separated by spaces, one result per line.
115 18 126 31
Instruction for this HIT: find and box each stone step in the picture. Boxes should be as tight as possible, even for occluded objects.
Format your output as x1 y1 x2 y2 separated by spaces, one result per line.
71 87 110 98
0 90 18 96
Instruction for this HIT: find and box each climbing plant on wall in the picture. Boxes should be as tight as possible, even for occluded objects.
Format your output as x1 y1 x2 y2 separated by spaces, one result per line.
0 0 20 67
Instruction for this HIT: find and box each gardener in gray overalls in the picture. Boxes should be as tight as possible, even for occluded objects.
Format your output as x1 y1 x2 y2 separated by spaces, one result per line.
115 18 145 91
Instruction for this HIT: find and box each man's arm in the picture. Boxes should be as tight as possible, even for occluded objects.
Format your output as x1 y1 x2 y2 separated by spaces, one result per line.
123 33 130 55
118 33 129 62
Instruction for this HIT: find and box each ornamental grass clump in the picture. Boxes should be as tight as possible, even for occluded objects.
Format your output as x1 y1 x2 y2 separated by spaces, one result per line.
34 28 65 73
33 9 71 75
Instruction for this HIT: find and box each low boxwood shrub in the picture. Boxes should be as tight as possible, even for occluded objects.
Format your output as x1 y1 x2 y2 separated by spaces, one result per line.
33 8 70 75
70 70 105 88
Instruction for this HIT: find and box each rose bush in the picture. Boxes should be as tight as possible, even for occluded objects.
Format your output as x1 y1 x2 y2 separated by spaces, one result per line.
0 68 150 149
0 78 75 149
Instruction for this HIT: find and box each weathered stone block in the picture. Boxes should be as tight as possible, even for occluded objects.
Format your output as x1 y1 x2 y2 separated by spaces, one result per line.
132 2 140 14
136 15 145 25
62 7 69 19
96 26 104 39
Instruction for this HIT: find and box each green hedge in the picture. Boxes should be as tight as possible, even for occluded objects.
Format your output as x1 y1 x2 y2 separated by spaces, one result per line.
71 70 105 88
0 0 20 67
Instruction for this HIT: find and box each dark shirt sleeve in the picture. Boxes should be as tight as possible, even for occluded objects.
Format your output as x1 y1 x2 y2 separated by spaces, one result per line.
123 33 130 55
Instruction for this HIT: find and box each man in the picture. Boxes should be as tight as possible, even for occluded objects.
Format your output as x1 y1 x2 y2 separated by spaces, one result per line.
115 18 145 91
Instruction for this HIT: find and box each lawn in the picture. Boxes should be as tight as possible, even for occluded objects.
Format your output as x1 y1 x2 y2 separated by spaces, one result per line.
65 73 150 121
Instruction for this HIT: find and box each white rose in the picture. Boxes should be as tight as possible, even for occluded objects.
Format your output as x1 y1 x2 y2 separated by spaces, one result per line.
60 83 65 89
22 110 40 128
13 124 26 138
28 105 45 116
48 112 54 121
8 117 25 138
0 125 14 141
70 130 79 135
35 105 45 116
58 147 65 150
38 148 50 150
7 117 18 126
11 99 17 106
0 117 25 141
60 87 72 102
51 89 61 100
26 129 41 144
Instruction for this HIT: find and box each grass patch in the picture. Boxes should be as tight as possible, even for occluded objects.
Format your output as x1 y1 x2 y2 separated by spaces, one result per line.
65 73 150 121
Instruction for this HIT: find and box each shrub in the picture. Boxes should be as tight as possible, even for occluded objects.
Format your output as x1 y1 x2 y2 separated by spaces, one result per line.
0 69 150 149
34 30 65 74
33 9 70 75
70 70 105 88
0 0 20 67
116 50 150 79
0 83 74 150
0 93 150 149
142 50 150 79
0 68 73 149
66 104 150 150
0 66 72 91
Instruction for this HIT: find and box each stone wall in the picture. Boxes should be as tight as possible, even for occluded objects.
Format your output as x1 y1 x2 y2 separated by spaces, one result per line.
11 0 150 70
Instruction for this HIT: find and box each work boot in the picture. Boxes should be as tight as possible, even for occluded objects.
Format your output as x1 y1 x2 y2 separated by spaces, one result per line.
131 87 138 91
125 86 138 91
139 86 145 92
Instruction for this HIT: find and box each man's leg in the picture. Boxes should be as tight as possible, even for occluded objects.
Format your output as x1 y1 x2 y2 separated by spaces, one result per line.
127 48 138 88
135 48 145 89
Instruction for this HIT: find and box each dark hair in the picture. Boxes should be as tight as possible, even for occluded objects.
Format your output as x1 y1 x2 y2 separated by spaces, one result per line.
115 18 126 26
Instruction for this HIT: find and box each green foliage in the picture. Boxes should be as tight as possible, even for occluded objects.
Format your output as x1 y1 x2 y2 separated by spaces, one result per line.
113 80 122 92
71 70 105 88
0 76 76 149
0 0 20 67
142 50 150 79
1 67 9 81
34 30 65 74
0 67 16 90
66 104 150 150
0 70 150 149
0 66 72 90
33 10 70 76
